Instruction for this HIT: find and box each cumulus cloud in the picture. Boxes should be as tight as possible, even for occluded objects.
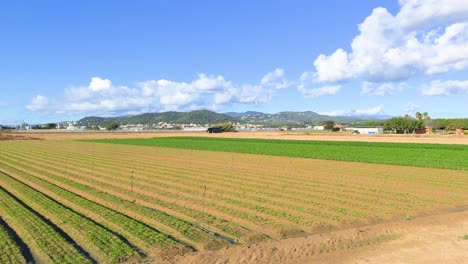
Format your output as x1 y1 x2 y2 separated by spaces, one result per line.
26 69 289 116
422 79 468 96
89 77 112 91
26 95 49 111
361 81 406 96
313 49 352 83
308 0 468 86
260 68 291 89
298 85 341 98
405 102 420 113
297 71 342 98
319 105 384 116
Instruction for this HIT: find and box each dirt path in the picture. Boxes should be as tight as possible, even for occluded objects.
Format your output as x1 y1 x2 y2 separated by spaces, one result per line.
164 209 468 263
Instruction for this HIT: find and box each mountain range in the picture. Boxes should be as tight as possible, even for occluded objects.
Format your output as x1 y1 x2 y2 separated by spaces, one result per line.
76 110 390 126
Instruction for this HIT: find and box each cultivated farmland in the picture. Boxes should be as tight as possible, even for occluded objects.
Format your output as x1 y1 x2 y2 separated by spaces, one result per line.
0 137 466 263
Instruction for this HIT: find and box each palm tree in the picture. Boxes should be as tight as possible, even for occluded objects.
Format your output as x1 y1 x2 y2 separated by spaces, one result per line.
422 112 429 120
415 112 422 120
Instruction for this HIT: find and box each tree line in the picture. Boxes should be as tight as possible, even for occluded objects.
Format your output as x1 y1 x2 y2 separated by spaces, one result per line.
359 112 467 133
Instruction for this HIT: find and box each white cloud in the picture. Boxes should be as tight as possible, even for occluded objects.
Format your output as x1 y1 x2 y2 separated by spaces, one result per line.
26 69 287 116
396 0 468 29
405 102 420 113
26 95 49 111
318 110 348 116
422 79 468 96
260 68 291 89
192 73 231 91
238 85 272 104
309 0 468 84
319 105 384 116
297 71 342 98
89 77 112 91
355 105 384 115
361 81 406 96
299 85 341 98
313 49 352 82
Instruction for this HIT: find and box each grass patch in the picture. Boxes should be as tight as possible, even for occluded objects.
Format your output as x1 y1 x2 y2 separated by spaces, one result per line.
83 137 468 170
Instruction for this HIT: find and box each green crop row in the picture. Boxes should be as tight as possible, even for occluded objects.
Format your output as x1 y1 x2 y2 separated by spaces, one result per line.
9 142 441 214
0 151 228 245
11 144 373 222
10 149 289 227
0 171 137 263
0 186 91 264
0 160 179 249
0 218 27 264
1 143 421 229
85 137 468 170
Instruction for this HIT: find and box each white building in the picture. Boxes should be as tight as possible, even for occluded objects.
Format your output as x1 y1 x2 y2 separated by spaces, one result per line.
349 126 384 135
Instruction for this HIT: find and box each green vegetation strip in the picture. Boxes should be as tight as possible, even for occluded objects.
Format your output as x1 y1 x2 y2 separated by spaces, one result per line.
0 218 27 264
0 186 92 263
0 171 138 263
0 160 180 249
85 137 468 170
0 149 231 245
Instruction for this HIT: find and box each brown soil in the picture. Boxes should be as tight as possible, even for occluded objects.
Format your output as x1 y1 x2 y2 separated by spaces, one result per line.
0 134 41 141
9 130 468 144
164 209 468 264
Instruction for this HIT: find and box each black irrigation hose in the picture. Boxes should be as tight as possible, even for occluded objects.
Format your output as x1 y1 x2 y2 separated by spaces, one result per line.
145 206 237 245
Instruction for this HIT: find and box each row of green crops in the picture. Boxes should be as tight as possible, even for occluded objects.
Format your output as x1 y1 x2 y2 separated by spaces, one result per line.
2 141 441 239
4 141 458 232
85 137 468 170
0 185 92 264
0 171 137 263
0 147 230 247
0 160 179 249
0 218 27 264
0 150 249 238
2 144 337 229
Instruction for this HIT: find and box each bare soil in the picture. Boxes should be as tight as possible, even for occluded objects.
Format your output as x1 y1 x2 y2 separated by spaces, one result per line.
163 209 468 264
0 134 41 141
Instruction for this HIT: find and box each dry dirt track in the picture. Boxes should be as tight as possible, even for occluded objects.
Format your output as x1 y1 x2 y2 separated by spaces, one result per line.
165 210 468 264
8 130 468 145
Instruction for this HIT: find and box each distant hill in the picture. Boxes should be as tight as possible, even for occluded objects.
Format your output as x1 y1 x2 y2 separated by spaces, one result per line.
225 111 368 124
77 110 392 127
223 111 264 118
77 110 237 126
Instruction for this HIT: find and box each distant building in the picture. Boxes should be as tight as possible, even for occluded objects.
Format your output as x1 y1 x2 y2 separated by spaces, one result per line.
313 125 325 130
20 123 30 130
334 124 346 131
349 126 384 135
183 127 207 131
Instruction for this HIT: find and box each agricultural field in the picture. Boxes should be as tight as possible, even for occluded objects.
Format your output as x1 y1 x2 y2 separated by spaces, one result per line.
0 136 466 263
87 137 468 170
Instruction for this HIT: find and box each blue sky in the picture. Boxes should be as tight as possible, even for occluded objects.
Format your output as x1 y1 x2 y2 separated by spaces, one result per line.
1 0 467 124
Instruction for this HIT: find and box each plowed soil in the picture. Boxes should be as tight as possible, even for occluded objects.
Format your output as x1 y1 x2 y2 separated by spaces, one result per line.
164 209 468 264
0 134 41 141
